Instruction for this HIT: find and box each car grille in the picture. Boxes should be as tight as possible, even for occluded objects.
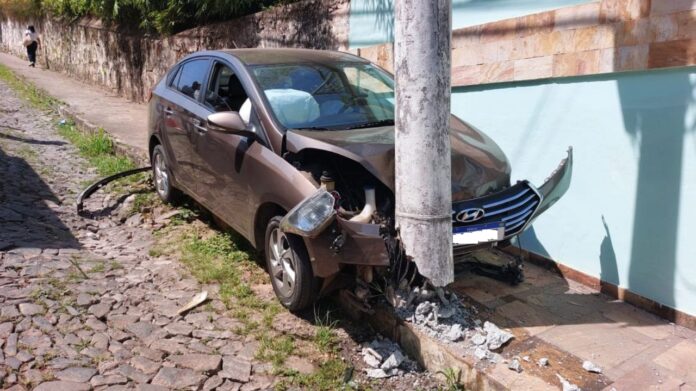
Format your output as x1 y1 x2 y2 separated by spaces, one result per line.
452 181 542 239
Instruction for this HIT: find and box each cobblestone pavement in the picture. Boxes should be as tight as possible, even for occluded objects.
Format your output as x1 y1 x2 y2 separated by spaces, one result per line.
0 76 275 390
0 79 442 390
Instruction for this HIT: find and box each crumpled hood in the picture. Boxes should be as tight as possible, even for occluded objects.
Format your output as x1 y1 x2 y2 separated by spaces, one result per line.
285 120 511 201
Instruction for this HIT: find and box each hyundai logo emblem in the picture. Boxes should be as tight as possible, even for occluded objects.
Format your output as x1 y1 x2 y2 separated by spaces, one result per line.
453 208 485 223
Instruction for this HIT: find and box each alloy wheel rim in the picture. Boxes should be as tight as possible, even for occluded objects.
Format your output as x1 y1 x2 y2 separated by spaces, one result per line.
268 227 297 298
154 152 169 197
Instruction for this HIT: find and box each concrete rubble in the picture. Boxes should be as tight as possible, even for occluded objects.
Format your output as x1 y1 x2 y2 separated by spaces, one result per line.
392 284 513 366
557 373 582 391
582 360 602 373
361 337 417 378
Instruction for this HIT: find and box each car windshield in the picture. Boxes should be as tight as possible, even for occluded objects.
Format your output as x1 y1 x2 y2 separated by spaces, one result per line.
251 62 394 130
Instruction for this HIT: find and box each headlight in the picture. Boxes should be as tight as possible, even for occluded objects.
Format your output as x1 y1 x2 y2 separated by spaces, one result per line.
280 189 336 238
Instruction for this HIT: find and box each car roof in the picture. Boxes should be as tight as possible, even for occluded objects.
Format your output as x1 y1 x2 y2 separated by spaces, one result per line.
218 48 369 66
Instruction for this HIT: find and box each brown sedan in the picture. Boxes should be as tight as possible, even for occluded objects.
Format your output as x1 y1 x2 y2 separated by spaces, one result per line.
147 49 572 310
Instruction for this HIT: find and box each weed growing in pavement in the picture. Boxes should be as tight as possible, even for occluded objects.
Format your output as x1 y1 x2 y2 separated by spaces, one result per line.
314 309 339 353
437 367 466 391
56 122 135 177
258 334 295 368
276 358 352 391
0 64 61 110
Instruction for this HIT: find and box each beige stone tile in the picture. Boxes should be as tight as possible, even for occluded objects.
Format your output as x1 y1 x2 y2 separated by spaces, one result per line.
617 44 649 70
625 0 652 19
600 0 622 24
553 50 600 77
452 25 481 48
452 45 484 67
601 301 676 340
451 65 482 87
516 11 555 38
514 56 553 80
554 2 601 31
481 18 518 43
651 0 696 16
653 340 696 383
496 299 556 336
617 18 652 46
538 318 655 372
676 10 696 39
648 39 695 68
555 29 578 54
650 14 680 42
480 61 514 83
607 363 687 390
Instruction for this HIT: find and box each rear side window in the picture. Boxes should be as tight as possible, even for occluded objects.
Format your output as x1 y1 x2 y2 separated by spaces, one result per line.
175 59 209 101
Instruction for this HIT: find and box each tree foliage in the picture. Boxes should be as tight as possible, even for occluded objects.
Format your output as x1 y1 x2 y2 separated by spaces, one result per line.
0 0 297 34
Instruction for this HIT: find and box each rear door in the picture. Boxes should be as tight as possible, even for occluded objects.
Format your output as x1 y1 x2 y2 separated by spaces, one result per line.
161 57 211 196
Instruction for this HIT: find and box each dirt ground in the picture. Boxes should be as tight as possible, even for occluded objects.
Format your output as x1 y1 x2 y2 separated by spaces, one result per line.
0 77 442 390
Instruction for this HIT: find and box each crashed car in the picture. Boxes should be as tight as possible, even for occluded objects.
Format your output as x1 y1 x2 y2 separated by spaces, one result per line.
147 49 572 311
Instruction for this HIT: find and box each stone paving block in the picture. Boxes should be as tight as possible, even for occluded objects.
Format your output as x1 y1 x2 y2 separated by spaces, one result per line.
605 363 687 390
600 301 675 340
653 340 696 384
537 315 655 372
496 300 557 336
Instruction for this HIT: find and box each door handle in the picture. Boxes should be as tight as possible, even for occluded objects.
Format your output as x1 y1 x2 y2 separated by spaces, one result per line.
191 118 207 133
163 107 174 116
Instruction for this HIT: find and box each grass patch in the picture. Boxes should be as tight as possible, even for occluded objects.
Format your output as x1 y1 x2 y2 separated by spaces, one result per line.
277 358 352 391
56 122 135 177
257 334 295 368
313 309 339 353
0 63 61 110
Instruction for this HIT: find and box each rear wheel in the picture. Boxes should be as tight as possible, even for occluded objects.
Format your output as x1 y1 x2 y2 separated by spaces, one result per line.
151 144 181 204
265 216 320 311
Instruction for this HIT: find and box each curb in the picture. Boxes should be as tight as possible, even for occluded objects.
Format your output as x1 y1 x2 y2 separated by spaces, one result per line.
55 105 150 167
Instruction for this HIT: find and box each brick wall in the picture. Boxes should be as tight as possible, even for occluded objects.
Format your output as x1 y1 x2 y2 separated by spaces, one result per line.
357 0 695 85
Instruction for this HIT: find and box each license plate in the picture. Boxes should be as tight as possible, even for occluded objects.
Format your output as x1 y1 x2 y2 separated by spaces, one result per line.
453 222 504 245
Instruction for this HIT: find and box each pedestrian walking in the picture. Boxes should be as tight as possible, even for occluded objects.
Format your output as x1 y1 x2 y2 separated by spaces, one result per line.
22 26 41 67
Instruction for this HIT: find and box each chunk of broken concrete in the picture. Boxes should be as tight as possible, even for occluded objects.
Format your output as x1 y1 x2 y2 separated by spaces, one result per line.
444 324 463 342
470 333 486 346
557 373 582 391
582 360 602 374
538 357 549 367
366 368 398 379
483 321 514 350
380 351 404 371
508 358 523 373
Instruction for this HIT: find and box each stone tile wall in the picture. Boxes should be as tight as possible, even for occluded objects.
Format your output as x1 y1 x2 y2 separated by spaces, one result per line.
356 0 695 86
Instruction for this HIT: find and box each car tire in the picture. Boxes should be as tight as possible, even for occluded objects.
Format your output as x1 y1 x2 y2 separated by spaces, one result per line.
151 144 182 204
265 216 320 311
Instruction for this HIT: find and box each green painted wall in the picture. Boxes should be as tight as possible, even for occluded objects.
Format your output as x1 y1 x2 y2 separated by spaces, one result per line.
349 0 594 48
451 67 696 315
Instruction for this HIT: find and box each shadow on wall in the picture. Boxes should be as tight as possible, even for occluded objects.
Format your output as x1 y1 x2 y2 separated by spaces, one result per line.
618 68 695 311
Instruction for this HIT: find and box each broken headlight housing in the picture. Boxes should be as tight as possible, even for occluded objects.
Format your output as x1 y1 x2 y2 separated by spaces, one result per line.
280 189 336 238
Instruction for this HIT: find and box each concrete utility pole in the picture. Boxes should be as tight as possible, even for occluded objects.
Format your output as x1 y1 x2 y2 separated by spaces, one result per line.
394 0 453 287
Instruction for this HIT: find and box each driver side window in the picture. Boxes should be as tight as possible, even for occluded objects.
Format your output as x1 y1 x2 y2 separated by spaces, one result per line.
205 63 249 113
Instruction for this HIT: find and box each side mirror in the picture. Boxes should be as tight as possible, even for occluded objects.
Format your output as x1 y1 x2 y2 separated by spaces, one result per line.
207 112 256 138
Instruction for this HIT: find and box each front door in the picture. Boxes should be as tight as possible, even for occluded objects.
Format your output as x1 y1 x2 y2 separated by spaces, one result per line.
191 61 255 234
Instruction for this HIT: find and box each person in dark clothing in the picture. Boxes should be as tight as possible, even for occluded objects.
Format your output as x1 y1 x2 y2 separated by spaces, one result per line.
23 26 41 67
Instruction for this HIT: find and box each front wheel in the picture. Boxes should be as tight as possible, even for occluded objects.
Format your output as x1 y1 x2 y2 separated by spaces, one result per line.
265 216 320 311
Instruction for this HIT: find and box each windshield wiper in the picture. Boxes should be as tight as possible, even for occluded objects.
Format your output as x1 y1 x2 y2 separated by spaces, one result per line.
293 126 332 131
344 119 395 130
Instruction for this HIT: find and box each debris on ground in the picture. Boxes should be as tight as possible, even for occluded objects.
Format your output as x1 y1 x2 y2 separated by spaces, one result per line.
557 373 582 391
582 360 602 374
538 357 549 367
361 337 418 378
176 291 208 315
392 282 513 366
508 358 523 373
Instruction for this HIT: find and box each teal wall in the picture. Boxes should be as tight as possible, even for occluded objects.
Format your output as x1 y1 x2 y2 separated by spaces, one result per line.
349 0 595 48
451 67 696 315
